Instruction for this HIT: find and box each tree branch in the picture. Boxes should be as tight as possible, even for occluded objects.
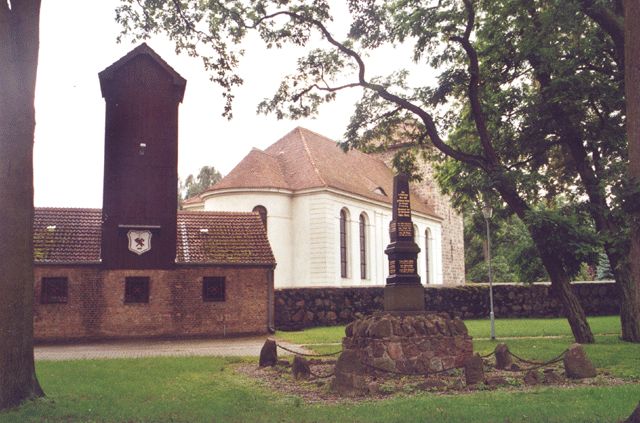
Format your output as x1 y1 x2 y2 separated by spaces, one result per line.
579 0 625 74
449 0 499 165
171 0 216 45
246 8 489 169
291 82 361 101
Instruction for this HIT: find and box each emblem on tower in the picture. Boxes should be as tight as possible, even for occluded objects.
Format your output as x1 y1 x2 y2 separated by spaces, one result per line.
127 230 152 255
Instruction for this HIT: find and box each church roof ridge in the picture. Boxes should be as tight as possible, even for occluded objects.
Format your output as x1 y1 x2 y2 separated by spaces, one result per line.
297 127 328 188
194 126 437 218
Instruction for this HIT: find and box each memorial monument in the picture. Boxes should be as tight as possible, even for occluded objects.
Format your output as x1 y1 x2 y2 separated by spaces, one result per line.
332 173 473 394
384 173 425 311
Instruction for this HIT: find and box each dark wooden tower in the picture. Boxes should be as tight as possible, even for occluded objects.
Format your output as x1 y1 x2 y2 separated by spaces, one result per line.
98 43 186 269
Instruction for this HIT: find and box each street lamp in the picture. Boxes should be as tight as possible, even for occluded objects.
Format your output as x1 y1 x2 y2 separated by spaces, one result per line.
481 202 496 340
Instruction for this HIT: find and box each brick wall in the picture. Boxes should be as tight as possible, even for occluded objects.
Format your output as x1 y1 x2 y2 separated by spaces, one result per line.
34 265 273 341
373 150 465 285
275 282 619 330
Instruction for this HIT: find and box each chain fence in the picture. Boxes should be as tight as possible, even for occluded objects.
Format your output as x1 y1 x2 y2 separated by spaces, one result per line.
273 341 569 380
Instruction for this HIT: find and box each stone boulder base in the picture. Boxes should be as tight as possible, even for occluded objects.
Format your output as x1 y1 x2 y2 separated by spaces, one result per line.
524 370 541 386
259 339 277 367
563 343 596 379
543 369 563 385
292 355 311 379
464 354 484 385
494 343 513 370
333 312 473 393
332 350 367 394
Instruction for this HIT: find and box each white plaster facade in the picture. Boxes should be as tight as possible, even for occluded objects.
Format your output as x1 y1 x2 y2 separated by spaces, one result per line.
183 127 457 289
189 187 444 288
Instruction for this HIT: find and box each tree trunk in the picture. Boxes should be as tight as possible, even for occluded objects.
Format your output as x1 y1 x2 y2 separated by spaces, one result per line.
526 13 637 341
492 177 595 343
625 0 640 343
0 0 44 409
619 269 640 341
538 248 595 343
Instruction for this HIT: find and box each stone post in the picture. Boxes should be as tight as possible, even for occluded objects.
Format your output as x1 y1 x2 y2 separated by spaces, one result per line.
384 173 425 311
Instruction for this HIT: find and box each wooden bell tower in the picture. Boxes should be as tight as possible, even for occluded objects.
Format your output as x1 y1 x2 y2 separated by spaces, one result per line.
98 43 186 269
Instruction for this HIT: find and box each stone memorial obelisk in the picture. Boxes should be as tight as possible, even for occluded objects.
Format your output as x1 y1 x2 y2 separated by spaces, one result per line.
332 173 472 395
384 173 425 311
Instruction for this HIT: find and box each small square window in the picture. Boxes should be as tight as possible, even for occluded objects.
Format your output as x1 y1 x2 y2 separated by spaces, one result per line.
124 277 150 303
203 277 225 302
41 277 68 304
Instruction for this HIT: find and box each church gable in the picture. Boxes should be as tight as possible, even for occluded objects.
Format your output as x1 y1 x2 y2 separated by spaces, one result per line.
198 127 439 219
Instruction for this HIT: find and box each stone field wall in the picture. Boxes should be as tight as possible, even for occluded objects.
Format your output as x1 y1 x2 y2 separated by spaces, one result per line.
275 281 619 330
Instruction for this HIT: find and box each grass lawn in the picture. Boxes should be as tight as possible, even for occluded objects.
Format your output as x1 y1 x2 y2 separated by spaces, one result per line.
1 316 638 423
275 315 623 346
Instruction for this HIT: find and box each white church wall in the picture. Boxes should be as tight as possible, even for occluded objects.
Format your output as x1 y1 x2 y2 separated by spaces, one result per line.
201 190 294 286
200 188 443 288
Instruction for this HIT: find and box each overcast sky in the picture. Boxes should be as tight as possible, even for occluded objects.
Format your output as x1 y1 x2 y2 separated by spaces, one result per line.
34 1 425 208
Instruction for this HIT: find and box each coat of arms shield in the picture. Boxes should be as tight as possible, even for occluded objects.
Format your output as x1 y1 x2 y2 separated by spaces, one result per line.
127 230 152 255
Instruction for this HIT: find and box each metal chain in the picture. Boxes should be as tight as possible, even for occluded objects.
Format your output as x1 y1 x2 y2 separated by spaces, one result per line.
508 349 568 366
275 342 569 379
276 342 343 357
503 356 566 373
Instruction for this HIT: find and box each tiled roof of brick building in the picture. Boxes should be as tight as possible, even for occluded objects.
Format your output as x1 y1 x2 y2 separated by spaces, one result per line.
33 208 274 266
176 211 275 265
200 127 438 217
34 208 103 264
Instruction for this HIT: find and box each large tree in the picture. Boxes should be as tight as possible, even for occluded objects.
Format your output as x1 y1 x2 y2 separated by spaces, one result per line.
0 0 45 409
431 0 636 340
625 0 640 342
180 165 222 206
116 0 634 343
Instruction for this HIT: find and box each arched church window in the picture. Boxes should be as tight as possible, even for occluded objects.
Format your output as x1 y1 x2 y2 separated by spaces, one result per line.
359 213 368 280
340 208 349 278
425 228 432 284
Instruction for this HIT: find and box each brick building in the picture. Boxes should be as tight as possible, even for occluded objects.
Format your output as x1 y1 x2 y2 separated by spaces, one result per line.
33 44 276 342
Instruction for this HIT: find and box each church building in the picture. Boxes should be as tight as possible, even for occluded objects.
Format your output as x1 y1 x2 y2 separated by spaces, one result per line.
33 44 276 341
183 127 465 288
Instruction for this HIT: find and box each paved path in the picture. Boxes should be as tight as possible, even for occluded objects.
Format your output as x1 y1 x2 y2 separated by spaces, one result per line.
35 336 309 361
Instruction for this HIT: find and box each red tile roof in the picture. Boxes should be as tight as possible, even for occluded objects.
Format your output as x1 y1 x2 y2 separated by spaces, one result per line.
212 148 290 190
200 127 438 217
33 208 274 266
34 208 102 264
176 211 275 265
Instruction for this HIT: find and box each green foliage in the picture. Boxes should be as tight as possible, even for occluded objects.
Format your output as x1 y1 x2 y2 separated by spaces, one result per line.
464 212 547 283
179 165 222 205
596 252 615 280
116 0 630 325
465 256 518 283
524 206 600 279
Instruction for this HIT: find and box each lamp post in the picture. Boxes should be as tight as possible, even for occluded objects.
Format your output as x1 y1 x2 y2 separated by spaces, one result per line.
481 202 496 340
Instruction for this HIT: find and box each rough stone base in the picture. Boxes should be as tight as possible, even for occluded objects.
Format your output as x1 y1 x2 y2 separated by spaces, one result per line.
332 311 473 393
